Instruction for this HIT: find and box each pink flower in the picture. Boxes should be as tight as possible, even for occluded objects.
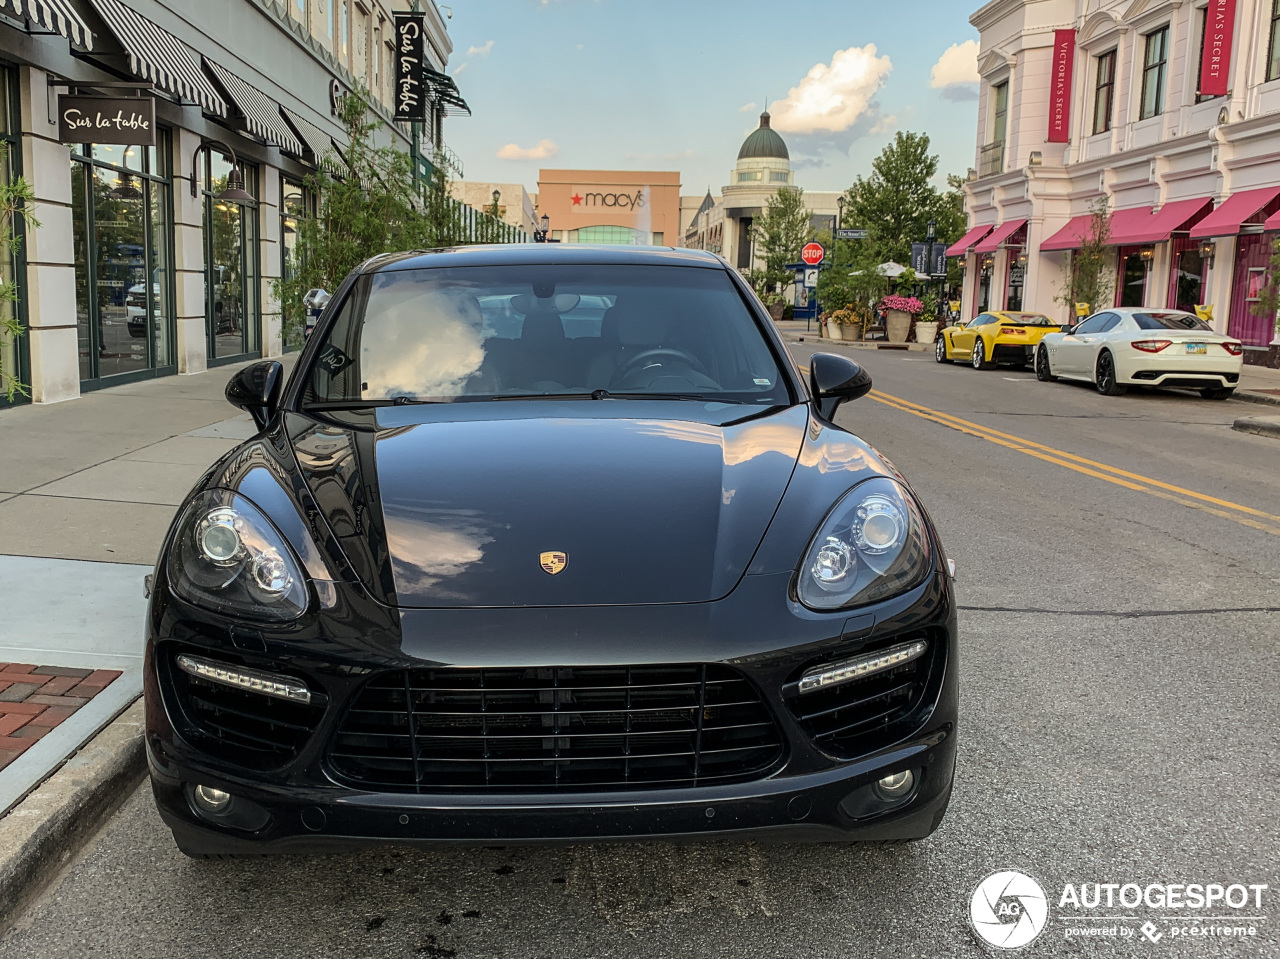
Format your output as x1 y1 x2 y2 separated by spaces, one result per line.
880 294 925 315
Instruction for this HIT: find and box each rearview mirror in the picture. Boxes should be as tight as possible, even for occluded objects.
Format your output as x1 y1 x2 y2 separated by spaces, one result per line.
809 352 873 421
226 360 285 431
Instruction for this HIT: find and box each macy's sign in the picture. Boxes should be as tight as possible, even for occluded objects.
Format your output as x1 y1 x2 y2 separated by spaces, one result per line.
569 189 648 210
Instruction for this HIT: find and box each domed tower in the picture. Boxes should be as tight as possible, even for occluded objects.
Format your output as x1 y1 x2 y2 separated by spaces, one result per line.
722 112 794 269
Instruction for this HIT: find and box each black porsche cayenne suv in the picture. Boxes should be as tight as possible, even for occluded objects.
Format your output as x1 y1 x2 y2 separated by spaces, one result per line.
145 245 957 855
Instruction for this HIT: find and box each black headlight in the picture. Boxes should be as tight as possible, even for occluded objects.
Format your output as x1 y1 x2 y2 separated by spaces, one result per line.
796 477 931 611
167 490 309 621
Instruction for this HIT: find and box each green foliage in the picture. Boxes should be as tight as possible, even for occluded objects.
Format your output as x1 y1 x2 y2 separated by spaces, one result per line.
1057 198 1112 315
751 186 809 293
920 289 938 322
0 145 37 401
844 132 965 265
1250 237 1280 334
815 238 889 337
274 90 512 343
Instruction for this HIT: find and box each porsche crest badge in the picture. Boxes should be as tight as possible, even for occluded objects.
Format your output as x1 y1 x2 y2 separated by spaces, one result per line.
539 551 568 576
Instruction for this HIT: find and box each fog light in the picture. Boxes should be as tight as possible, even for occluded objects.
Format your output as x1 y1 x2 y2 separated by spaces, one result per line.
193 784 232 812
797 640 928 694
874 770 914 800
176 653 312 704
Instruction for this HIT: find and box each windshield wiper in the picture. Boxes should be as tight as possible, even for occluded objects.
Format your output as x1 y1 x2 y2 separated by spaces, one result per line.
592 391 747 403
303 397 448 410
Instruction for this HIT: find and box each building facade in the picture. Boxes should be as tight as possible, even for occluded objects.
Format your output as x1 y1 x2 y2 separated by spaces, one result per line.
537 170 681 246
957 0 1280 367
683 112 840 273
0 0 469 407
449 180 538 236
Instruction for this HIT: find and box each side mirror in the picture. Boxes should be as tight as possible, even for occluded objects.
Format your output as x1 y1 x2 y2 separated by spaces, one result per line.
226 360 285 431
1060 324 1075 334
809 352 873 421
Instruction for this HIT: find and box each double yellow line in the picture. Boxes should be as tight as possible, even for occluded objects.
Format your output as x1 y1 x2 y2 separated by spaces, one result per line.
866 388 1280 537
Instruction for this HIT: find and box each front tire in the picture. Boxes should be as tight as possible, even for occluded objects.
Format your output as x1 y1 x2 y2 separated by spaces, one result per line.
935 336 950 363
971 338 993 370
1201 386 1236 400
1095 350 1127 396
1035 343 1057 382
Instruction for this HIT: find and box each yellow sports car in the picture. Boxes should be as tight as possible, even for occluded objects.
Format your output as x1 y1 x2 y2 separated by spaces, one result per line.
935 311 1062 370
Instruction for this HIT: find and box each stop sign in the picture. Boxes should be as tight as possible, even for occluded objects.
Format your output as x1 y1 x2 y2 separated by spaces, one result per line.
801 242 825 266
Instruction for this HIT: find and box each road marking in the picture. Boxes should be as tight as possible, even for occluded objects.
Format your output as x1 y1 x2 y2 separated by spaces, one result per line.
867 389 1280 537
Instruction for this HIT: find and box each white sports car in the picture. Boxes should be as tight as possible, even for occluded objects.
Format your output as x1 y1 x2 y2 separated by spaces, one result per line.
1034 308 1244 399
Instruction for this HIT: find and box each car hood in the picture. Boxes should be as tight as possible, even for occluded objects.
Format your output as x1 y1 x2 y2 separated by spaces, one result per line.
287 404 808 608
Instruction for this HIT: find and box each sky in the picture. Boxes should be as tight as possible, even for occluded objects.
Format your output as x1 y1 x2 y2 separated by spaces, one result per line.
437 0 981 199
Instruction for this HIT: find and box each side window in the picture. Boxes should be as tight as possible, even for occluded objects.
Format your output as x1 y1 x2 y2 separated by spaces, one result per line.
1073 314 1107 334
970 314 993 328
1097 314 1122 333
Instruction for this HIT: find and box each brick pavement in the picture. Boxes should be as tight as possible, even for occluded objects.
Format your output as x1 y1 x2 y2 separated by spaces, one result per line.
0 665 122 770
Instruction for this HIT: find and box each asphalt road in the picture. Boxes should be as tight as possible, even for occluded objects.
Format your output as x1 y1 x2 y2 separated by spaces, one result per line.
3 345 1278 958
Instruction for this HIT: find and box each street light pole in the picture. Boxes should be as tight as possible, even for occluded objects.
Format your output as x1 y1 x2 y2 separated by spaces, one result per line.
534 213 550 243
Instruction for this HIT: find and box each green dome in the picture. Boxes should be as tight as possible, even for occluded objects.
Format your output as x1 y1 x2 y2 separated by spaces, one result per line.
738 112 789 161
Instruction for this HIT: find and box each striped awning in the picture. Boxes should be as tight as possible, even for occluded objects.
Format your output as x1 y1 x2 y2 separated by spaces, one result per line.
88 0 225 116
203 59 302 155
423 68 470 117
280 107 343 174
0 0 93 47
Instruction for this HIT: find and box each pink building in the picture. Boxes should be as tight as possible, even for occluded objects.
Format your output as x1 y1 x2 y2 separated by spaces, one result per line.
956 0 1280 367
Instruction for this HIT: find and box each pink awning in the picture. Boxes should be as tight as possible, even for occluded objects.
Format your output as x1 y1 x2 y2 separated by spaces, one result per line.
1263 207 1280 231
1190 186 1280 238
1041 214 1095 252
945 223 993 257
1107 198 1214 246
973 218 1028 254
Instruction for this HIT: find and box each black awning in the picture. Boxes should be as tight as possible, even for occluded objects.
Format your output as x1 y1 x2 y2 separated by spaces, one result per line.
203 59 302 155
280 107 343 175
423 68 470 117
87 0 225 116
0 0 93 47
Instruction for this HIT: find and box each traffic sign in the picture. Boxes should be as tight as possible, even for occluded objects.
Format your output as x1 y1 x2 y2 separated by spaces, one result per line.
835 228 867 240
804 268 819 288
801 242 825 266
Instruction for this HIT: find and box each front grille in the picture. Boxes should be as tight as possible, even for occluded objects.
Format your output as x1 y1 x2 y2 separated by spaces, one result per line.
786 635 934 755
329 665 784 792
172 654 322 768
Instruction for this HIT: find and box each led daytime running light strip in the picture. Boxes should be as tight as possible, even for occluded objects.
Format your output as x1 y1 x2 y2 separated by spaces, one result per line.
176 653 312 704
797 640 928 695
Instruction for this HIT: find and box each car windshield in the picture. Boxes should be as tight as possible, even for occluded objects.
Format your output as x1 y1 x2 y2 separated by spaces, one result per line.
1132 311 1212 332
304 264 790 406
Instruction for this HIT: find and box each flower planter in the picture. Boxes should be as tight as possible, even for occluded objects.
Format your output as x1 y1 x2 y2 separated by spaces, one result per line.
886 309 913 343
826 320 843 341
914 321 938 344
768 301 786 321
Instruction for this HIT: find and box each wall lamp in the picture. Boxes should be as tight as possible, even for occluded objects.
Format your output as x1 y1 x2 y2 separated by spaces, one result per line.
1138 247 1155 262
1199 239 1216 265
1028 151 1043 167
1016 251 1029 267
191 139 255 203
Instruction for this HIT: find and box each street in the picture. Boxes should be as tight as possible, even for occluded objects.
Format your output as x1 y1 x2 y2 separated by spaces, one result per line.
2 344 1278 958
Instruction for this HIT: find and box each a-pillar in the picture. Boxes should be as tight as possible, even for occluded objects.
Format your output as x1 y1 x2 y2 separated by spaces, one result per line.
171 127 207 374
19 67 77 403
258 170 281 358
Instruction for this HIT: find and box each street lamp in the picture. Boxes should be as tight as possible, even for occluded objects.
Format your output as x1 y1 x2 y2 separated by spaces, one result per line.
190 139 255 203
534 213 550 243
836 195 845 231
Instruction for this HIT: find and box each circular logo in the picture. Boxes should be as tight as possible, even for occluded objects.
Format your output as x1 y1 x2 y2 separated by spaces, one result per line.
970 870 1049 950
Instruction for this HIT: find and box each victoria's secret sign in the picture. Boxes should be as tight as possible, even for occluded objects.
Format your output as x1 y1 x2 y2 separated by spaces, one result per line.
1047 29 1076 144
59 95 155 146
393 13 426 122
1199 0 1237 98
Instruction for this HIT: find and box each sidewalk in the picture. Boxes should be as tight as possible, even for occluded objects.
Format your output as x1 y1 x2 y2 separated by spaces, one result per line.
0 360 272 816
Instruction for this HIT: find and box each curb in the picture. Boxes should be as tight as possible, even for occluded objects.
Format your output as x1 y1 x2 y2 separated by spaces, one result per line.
1232 415 1280 439
0 698 145 935
1231 390 1280 409
781 333 931 352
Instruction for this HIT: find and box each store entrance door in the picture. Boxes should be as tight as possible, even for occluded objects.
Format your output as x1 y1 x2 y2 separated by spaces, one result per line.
202 149 259 363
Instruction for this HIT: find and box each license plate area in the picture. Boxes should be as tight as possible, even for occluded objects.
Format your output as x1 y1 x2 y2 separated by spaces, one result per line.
1185 342 1207 354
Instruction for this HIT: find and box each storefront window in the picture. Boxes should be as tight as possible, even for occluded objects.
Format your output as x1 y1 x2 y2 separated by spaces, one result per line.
203 150 259 362
1169 239 1205 313
1005 251 1026 311
1118 248 1149 307
281 176 312 352
569 225 644 245
0 65 24 407
975 256 994 313
70 130 174 386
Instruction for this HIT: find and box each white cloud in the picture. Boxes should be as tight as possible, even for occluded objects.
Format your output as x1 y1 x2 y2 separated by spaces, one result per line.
496 139 559 160
576 43 584 51
453 61 469 74
770 44 893 135
930 39 980 94
467 40 494 57
738 101 757 113
870 113 898 135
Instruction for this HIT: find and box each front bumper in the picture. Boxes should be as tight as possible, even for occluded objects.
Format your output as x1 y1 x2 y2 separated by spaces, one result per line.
145 570 958 853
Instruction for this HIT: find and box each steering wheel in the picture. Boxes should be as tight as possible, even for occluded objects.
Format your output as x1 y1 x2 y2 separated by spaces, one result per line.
613 347 708 383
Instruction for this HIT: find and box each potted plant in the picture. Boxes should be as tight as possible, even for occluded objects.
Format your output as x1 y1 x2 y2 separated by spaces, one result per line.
879 294 924 343
823 307 857 341
762 290 786 321
915 291 940 344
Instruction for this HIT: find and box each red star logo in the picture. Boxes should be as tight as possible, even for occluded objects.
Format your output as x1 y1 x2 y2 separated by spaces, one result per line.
571 193 582 205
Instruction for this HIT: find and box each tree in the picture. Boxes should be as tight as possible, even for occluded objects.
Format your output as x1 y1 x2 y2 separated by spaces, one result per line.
844 132 964 264
1057 198 1112 315
0 145 37 401
750 186 809 294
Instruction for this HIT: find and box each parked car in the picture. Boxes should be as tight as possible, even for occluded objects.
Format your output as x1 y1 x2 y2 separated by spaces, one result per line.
1035 308 1243 399
935 311 1061 369
144 245 958 857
